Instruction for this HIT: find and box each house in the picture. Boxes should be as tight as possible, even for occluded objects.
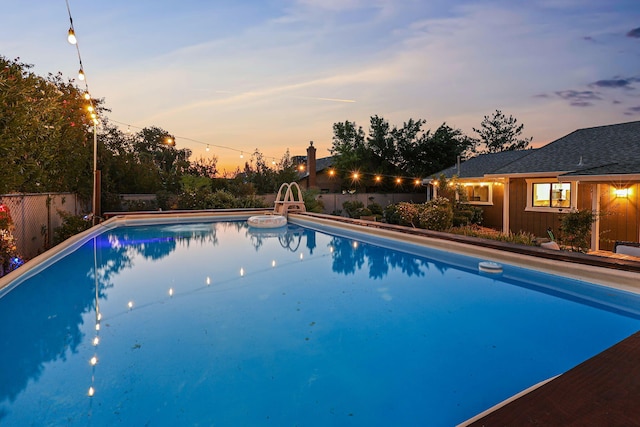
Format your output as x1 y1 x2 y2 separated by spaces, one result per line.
295 142 342 193
427 120 640 251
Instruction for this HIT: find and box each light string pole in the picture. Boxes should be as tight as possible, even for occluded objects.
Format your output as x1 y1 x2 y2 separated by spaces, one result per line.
66 0 100 224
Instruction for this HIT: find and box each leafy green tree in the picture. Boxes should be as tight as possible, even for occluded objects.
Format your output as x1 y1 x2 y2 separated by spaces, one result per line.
330 120 367 178
330 116 475 190
274 149 299 185
243 149 278 194
0 56 94 195
189 155 218 179
421 123 476 174
473 109 532 153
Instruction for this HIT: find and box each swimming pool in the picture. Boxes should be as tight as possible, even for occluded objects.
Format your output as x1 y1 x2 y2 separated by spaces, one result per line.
1 214 639 426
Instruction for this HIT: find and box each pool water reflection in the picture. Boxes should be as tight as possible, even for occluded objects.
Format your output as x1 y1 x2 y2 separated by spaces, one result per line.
0 220 639 426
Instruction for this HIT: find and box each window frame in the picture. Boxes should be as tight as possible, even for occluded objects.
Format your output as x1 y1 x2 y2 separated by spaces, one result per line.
462 183 493 206
525 178 576 212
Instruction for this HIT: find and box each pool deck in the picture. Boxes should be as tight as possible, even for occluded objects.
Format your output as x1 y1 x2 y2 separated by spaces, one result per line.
462 330 640 426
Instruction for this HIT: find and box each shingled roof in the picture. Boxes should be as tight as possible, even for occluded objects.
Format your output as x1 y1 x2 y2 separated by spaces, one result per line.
434 149 534 179
298 156 334 179
490 120 640 176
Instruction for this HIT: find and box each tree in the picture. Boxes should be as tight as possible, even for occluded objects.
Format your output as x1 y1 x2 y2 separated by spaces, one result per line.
243 149 277 194
274 149 299 186
421 123 476 175
189 156 218 179
367 115 398 169
472 110 532 153
0 56 94 196
330 116 475 190
330 120 367 176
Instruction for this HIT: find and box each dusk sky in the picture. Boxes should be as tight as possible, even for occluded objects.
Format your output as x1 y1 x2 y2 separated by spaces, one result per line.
2 0 639 173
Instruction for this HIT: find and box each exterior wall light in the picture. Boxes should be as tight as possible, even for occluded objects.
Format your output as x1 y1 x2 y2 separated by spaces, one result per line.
614 188 629 198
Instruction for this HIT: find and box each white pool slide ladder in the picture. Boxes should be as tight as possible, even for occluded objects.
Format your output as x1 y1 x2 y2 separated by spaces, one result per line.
274 182 306 215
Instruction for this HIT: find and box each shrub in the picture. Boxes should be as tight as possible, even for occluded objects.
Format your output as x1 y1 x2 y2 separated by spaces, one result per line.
303 189 324 213
450 225 536 245
396 202 420 227
418 197 453 231
559 209 596 252
0 229 23 277
454 202 484 226
367 202 384 216
209 190 239 209
0 204 13 230
235 194 268 209
53 211 92 246
383 204 402 224
342 200 365 218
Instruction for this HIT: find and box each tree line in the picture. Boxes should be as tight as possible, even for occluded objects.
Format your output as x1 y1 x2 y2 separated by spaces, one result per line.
1 55 533 209
328 111 531 191
0 56 301 211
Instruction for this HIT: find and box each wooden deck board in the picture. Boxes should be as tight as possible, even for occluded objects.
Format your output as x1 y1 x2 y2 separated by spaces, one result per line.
466 331 640 426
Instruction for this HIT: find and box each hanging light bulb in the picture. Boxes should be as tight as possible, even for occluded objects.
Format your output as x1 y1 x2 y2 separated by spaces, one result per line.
78 68 85 81
206 145 210 152
240 152 244 159
67 27 77 44
84 92 91 100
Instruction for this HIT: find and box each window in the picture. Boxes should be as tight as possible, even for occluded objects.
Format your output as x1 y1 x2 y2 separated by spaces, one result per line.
526 179 575 212
463 184 492 205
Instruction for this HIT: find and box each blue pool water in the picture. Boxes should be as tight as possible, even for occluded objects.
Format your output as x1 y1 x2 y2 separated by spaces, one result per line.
1 219 639 426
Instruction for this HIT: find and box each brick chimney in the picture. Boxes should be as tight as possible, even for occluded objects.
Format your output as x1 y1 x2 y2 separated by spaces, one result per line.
307 141 317 188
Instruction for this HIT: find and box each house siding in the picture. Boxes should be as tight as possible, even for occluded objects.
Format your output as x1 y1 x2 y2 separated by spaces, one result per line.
599 183 640 250
480 183 503 230
298 170 342 193
508 178 562 238
508 179 595 240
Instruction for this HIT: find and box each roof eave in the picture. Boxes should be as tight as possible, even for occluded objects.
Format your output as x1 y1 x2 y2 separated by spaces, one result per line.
484 171 568 179
562 173 640 182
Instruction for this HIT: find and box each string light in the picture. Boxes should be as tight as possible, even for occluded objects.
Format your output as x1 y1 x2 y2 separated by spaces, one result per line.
67 27 77 44
62 5 422 181
108 119 281 165
65 0 99 124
